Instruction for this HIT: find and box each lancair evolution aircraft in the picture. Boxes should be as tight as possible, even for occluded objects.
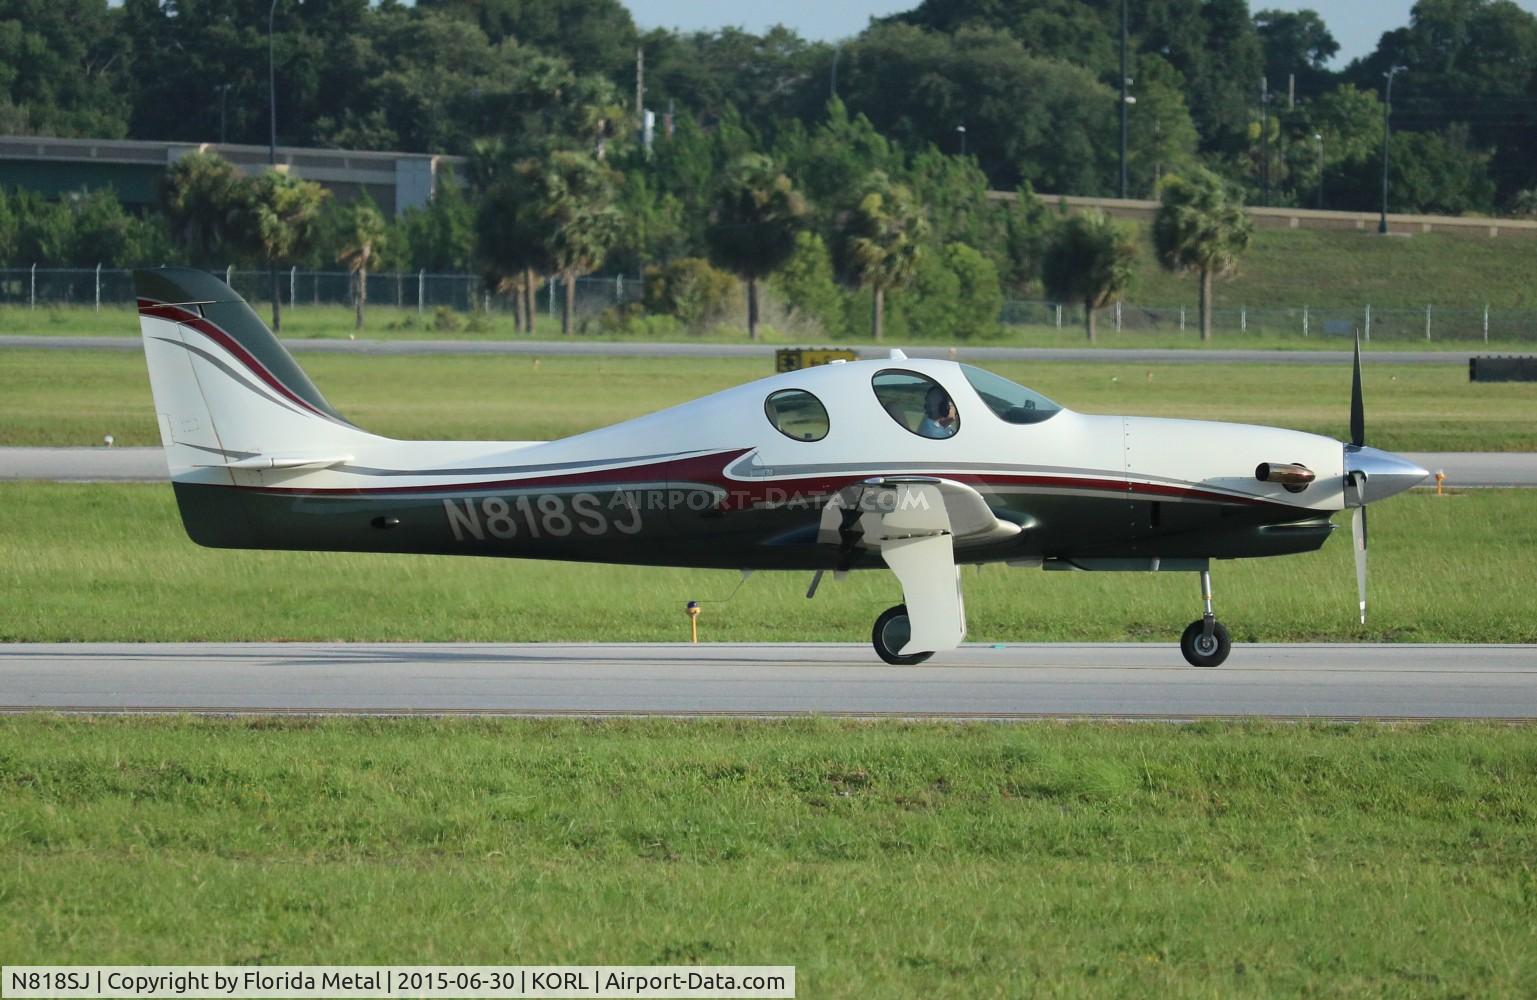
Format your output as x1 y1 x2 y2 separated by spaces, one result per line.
136 267 1427 667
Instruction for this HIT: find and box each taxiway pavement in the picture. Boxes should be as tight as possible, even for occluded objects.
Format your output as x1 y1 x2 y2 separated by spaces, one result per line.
2 642 1534 720
4 447 1534 487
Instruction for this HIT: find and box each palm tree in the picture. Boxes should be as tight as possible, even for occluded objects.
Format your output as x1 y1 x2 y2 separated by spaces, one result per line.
161 151 249 268
476 162 549 335
1041 210 1138 343
337 199 387 331
834 172 928 341
246 171 329 332
706 155 809 340
532 150 621 336
1152 168 1254 342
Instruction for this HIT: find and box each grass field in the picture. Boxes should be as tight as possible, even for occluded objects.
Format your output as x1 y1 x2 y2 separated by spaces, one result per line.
3 715 1535 996
2 483 1533 644
4 349 1535 452
1128 224 1537 311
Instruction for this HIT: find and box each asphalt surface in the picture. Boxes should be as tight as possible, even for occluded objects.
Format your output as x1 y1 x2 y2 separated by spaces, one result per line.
2 334 1523 364
2 642 1533 719
4 447 1533 487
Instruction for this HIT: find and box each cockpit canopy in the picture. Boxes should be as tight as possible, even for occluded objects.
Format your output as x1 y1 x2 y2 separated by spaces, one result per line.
959 364 1061 425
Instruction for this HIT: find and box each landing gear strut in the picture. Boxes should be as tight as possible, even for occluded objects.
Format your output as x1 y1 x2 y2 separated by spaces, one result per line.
872 604 935 665
1179 569 1231 668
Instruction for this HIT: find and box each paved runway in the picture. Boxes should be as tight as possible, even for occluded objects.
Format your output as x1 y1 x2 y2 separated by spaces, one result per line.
1 334 1516 365
2 643 1534 720
5 447 1534 487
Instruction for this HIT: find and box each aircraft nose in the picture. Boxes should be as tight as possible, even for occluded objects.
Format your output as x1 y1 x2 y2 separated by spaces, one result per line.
1344 445 1429 505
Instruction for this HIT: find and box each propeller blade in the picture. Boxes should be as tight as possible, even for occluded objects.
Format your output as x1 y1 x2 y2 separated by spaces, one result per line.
1350 326 1366 448
1351 501 1368 625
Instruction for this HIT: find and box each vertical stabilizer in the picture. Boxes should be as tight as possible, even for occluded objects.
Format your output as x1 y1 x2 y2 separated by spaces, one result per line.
136 267 372 481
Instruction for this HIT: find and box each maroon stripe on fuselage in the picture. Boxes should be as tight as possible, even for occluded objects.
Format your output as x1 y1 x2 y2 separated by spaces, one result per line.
220 449 752 497
214 449 1273 509
137 298 326 417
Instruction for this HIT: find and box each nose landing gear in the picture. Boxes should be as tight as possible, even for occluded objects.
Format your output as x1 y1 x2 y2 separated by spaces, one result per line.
1180 569 1231 667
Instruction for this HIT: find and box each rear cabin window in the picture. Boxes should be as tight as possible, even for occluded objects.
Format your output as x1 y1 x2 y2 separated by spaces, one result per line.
872 370 960 439
763 389 830 442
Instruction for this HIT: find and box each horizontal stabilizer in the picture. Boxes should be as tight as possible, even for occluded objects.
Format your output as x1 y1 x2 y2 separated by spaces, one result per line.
202 454 353 471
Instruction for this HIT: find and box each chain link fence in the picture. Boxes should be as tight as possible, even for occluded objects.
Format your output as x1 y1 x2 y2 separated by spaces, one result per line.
0 266 644 320
1002 298 1537 343
3 266 1535 343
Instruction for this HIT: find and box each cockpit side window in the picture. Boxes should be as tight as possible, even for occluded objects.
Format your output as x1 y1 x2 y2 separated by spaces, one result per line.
960 364 1062 425
872 370 960 439
763 388 830 442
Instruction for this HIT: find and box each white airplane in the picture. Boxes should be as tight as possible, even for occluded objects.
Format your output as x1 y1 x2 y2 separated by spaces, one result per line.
136 267 1427 666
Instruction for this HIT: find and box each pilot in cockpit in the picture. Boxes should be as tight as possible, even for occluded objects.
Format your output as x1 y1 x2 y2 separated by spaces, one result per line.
917 385 959 439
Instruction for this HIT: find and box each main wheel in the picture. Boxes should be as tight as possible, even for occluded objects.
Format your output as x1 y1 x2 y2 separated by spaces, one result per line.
872 604 934 665
1180 619 1231 668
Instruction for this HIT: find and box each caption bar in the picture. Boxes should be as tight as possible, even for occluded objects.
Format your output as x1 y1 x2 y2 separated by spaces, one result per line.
1 967 794 999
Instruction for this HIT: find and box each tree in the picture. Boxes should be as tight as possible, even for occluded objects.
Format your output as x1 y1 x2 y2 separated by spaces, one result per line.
1041 210 1137 343
771 100 904 233
476 162 550 335
528 150 621 335
1350 0 1537 204
1152 168 1253 343
771 231 846 337
0 0 131 137
833 172 928 342
419 0 639 81
999 184 1053 295
1332 126 1495 217
400 167 475 272
1125 55 1201 196
246 170 330 332
943 242 1003 339
705 154 809 340
828 24 1114 193
161 152 250 268
1254 8 1339 101
337 198 387 330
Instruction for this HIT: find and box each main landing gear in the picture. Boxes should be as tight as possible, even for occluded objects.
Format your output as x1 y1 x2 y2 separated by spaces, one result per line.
1180 568 1231 667
872 604 935 665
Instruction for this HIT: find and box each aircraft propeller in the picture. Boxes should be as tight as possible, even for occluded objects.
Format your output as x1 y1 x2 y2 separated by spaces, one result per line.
1349 330 1369 624
1342 328 1429 625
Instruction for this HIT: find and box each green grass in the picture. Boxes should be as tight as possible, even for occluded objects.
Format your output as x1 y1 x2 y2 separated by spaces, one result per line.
4 349 1535 451
2 715 1535 996
1129 225 1537 311
2 483 1533 644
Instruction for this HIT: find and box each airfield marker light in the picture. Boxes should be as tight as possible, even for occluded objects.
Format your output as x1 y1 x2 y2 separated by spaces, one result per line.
686 600 700 643
1435 470 1445 495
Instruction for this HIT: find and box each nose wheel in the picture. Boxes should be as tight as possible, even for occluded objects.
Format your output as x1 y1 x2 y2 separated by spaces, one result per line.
1180 569 1231 667
872 604 935 665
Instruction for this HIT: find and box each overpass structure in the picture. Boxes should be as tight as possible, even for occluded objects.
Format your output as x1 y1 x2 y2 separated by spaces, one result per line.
0 135 465 218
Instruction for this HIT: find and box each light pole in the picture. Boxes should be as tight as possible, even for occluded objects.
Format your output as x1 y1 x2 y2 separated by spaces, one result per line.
1314 133 1323 210
268 0 280 330
1378 65 1405 235
829 44 841 102
268 0 279 166
216 84 233 143
1118 0 1128 198
1260 77 1270 206
956 124 966 157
